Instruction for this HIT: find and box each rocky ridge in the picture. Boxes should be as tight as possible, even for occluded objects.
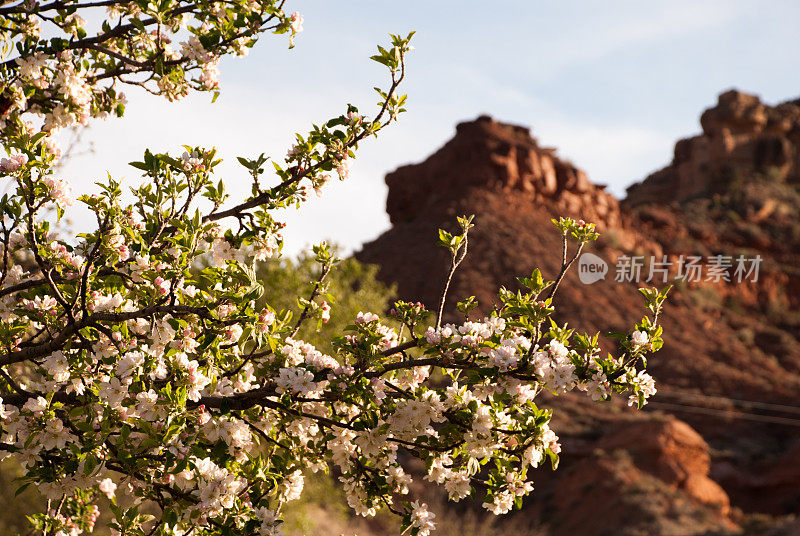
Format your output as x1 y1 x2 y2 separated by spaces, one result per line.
356 92 800 535
627 89 800 205
386 114 620 229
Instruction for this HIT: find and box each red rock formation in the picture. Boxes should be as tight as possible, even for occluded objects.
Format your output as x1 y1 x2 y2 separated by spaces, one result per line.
356 104 800 535
595 418 730 514
536 420 738 536
626 90 800 205
385 115 621 230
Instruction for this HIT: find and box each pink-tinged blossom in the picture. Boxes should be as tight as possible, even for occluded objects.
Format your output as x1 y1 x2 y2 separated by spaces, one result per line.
548 339 569 359
217 303 236 320
211 238 236 266
424 454 452 484
108 234 130 260
275 367 317 396
198 59 220 89
257 308 276 333
0 154 27 171
67 378 86 395
98 377 128 410
280 339 340 371
483 491 515 515
43 351 70 382
355 311 379 323
16 52 47 78
354 428 388 459
225 323 243 343
347 111 362 124
255 506 280 536
182 284 198 298
89 291 123 313
0 398 12 420
197 406 211 425
314 174 330 197
42 176 72 205
409 501 436 536
628 370 657 406
23 396 48 415
279 469 304 501
253 233 279 261
150 317 176 350
98 478 117 500
181 150 204 171
289 12 303 33
116 351 145 379
134 390 159 421
153 276 170 295
386 465 412 495
506 472 534 497
180 35 214 63
336 158 350 179
582 370 611 401
171 328 199 353
22 296 58 315
444 472 471 501
631 330 649 346
424 326 441 344
130 254 150 283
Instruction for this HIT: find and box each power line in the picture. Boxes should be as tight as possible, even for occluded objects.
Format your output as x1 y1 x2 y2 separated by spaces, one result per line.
657 389 800 416
646 401 800 427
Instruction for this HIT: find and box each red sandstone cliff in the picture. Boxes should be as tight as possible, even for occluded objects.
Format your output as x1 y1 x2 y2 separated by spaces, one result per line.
386 115 621 230
627 89 800 205
356 94 800 535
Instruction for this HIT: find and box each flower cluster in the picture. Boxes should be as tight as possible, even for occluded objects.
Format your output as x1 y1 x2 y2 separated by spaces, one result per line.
0 158 665 535
0 0 304 160
0 14 667 536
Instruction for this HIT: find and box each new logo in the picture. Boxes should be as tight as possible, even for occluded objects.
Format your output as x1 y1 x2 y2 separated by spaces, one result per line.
578 252 608 284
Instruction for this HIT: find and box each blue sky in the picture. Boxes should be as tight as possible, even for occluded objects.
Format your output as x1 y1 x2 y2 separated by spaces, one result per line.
59 0 800 254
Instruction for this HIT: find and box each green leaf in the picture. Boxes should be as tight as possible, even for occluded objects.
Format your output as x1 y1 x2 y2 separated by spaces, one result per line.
84 453 98 475
130 17 146 33
129 161 150 171
14 483 31 497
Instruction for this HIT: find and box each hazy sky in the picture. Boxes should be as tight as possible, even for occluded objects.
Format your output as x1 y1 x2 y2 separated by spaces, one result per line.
59 0 800 255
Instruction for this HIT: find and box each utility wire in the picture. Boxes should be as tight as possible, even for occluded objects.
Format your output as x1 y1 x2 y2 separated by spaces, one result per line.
657 389 800 416
646 401 800 428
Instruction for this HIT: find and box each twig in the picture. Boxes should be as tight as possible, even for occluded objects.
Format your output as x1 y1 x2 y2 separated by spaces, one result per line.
436 233 469 330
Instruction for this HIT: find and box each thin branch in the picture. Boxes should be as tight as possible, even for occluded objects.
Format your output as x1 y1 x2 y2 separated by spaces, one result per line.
546 240 584 301
437 234 469 330
290 263 330 338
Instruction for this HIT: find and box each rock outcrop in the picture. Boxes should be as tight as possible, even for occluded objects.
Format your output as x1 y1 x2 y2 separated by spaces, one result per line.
595 419 730 514
386 115 621 230
356 99 800 535
626 90 800 205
